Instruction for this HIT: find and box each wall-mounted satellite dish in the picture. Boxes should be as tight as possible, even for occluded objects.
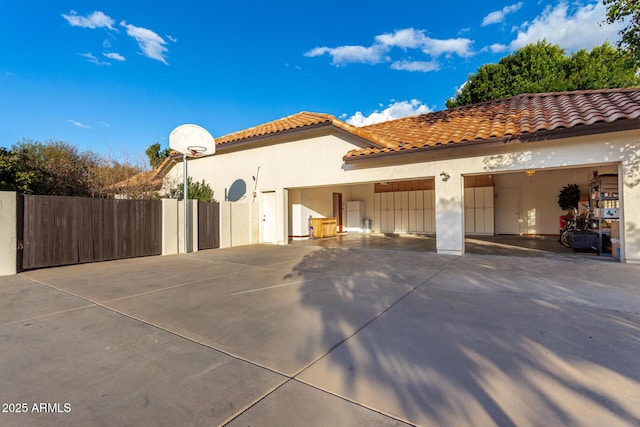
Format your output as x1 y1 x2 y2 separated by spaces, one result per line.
169 124 215 254
169 124 215 157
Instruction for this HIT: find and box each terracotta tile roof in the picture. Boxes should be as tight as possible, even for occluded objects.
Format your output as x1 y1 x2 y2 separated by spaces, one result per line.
215 111 395 148
110 154 176 192
344 88 640 161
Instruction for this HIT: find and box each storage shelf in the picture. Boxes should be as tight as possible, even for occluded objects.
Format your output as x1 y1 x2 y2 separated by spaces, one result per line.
590 176 619 258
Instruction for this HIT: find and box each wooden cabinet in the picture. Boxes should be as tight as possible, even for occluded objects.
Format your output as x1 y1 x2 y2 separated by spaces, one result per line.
374 190 435 234
311 217 337 239
465 186 494 235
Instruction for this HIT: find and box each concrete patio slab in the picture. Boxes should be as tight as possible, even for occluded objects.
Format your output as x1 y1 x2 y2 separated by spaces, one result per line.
227 380 410 426
21 255 252 302
2 244 639 426
298 254 640 426
0 275 90 325
0 304 285 427
426 254 640 313
290 246 456 287
107 267 416 376
190 244 320 268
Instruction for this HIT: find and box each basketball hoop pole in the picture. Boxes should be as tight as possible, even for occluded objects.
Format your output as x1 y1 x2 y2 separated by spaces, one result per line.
169 124 215 254
183 153 188 254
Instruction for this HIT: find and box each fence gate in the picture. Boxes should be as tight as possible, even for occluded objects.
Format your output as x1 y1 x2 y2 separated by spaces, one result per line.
19 195 162 270
198 201 220 250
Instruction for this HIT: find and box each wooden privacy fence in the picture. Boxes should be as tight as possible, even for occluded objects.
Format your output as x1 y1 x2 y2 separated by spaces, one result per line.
18 195 162 270
198 201 220 250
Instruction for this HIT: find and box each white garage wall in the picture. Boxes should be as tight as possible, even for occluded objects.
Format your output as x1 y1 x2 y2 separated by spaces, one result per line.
288 183 375 237
493 165 620 235
162 127 640 262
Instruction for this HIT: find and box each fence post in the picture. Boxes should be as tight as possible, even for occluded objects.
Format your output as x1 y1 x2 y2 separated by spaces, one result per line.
190 199 198 253
176 199 199 253
161 198 179 255
0 191 17 276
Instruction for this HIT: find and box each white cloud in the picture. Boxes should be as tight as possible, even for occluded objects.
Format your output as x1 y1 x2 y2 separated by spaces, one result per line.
346 100 433 127
490 43 509 53
120 21 169 65
391 60 440 72
508 2 623 52
304 45 388 65
62 10 115 30
378 28 473 57
306 27 475 71
482 3 523 26
375 28 426 49
421 37 473 57
167 35 178 43
68 119 91 129
104 52 126 61
79 52 111 66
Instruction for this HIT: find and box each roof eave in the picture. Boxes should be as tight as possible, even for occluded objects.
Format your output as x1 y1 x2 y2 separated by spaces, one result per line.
215 121 385 153
343 119 640 164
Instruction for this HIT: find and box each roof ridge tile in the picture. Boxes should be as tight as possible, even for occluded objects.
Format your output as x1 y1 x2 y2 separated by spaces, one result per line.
344 87 640 160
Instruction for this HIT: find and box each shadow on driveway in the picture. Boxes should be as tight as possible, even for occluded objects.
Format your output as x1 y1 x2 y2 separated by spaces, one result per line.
1 244 639 426
291 247 640 426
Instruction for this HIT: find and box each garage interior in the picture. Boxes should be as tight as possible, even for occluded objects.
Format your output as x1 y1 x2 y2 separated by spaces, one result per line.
291 164 621 259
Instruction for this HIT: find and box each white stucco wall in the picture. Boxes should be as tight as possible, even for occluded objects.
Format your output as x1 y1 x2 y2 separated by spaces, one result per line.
0 191 17 276
161 198 179 255
163 127 640 262
177 199 198 253
220 201 258 247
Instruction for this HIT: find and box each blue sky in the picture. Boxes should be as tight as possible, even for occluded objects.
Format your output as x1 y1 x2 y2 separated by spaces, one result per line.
0 1 623 163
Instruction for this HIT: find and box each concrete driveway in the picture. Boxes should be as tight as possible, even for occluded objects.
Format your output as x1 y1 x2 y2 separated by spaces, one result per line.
1 245 639 426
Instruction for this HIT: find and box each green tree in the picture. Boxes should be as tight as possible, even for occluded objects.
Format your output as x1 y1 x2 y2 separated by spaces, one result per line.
169 177 215 202
145 142 171 169
0 147 29 192
6 139 97 196
1 140 148 197
446 41 640 108
604 0 640 66
567 43 640 89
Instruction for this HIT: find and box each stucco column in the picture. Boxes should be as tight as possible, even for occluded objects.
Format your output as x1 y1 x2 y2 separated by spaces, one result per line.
276 188 289 245
621 162 640 263
0 191 17 276
177 199 198 253
161 198 179 255
435 172 464 256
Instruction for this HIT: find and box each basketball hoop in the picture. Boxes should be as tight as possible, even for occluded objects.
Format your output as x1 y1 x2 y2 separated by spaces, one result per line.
187 145 208 157
169 124 215 255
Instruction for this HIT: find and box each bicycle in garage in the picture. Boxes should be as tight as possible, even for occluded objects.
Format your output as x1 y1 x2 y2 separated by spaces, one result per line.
559 209 599 252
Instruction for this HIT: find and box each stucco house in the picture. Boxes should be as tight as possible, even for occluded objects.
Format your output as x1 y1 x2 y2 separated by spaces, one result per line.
162 88 640 263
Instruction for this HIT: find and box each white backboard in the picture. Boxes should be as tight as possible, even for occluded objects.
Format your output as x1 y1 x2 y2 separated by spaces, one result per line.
169 124 215 156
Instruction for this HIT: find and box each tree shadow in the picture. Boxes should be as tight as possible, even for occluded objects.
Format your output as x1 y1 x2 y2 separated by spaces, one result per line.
291 247 640 425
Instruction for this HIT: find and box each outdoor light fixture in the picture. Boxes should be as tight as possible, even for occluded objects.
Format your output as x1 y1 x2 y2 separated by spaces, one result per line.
440 172 450 181
525 169 536 176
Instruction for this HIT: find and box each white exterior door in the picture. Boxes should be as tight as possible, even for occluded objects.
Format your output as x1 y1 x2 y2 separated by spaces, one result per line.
261 191 277 243
496 187 521 234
